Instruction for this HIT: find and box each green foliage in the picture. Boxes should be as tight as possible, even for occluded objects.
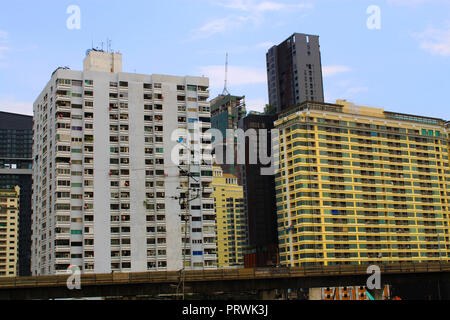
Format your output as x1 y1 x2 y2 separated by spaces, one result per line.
264 104 275 115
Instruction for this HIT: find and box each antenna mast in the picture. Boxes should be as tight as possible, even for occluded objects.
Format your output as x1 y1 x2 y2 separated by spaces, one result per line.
222 53 230 96
108 38 115 73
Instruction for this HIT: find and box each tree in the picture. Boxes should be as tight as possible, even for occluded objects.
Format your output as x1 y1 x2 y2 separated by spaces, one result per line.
264 104 275 115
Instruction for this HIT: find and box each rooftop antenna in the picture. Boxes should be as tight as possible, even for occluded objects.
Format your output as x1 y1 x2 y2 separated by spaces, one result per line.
107 38 112 53
221 53 230 96
109 39 115 73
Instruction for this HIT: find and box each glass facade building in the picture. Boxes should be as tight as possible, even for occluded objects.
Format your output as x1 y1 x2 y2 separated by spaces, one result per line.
0 111 33 276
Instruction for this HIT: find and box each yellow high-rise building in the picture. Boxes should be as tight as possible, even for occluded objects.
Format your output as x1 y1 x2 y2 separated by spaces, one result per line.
0 186 20 277
275 100 450 267
212 165 247 267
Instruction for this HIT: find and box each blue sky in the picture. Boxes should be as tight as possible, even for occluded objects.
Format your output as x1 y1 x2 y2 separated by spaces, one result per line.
0 0 449 118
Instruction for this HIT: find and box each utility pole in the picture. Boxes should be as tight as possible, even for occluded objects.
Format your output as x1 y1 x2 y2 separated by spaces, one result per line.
173 140 202 300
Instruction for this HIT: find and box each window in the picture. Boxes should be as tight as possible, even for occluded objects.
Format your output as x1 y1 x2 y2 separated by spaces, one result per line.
57 79 71 86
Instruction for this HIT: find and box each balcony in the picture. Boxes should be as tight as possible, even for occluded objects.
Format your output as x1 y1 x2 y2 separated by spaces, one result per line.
56 81 71 89
56 91 71 100
56 101 71 111
54 232 71 240
55 150 71 158
204 254 217 260
55 258 72 267
201 176 213 183
202 187 214 194
55 111 71 121
198 88 209 95
55 161 71 169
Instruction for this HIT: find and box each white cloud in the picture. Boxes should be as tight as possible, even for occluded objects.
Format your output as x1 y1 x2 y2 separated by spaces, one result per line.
387 0 425 5
0 33 9 66
0 30 9 66
322 65 352 77
214 0 312 12
0 97 33 115
345 87 369 95
191 16 253 39
197 41 276 55
387 0 447 6
256 41 276 49
199 65 267 88
255 1 312 12
255 1 286 11
0 30 37 67
0 30 7 42
414 23 450 57
245 98 268 113
324 79 368 104
192 0 313 39
0 46 9 59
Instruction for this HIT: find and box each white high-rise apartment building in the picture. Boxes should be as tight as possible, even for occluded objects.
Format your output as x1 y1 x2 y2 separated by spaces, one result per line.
32 50 217 275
